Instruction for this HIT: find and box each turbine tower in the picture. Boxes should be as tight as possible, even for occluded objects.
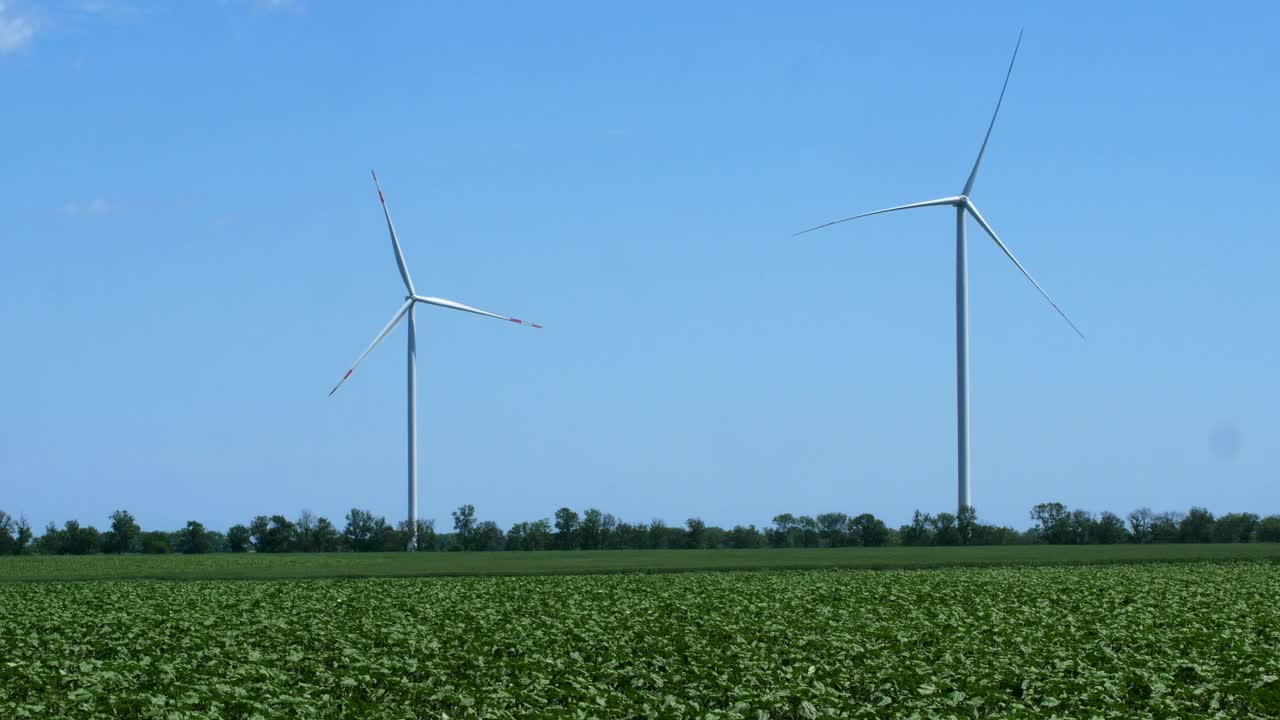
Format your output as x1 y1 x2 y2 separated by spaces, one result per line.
330 172 541 551
795 31 1084 515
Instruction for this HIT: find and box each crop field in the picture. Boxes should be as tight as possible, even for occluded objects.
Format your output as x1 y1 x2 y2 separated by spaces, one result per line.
4 542 1280 583
2 562 1279 719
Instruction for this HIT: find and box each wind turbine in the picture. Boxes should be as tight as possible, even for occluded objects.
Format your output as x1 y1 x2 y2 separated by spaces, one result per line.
795 31 1084 515
329 172 541 551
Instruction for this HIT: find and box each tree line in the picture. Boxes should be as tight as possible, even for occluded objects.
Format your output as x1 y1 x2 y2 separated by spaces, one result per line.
2 502 1279 555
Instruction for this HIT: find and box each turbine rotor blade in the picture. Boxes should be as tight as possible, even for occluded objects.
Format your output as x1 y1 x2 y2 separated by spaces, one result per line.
372 170 416 295
329 299 415 396
964 200 1085 340
962 29 1023 197
793 196 963 237
414 296 542 328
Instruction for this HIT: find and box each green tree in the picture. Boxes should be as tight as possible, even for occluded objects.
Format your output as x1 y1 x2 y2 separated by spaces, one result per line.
1029 502 1071 544
243 514 294 553
14 515 32 555
1067 510 1097 545
1150 512 1183 543
394 519 433 552
248 516 271 552
1179 507 1214 543
640 518 687 550
685 517 707 549
472 520 504 551
227 524 251 552
503 520 545 551
606 520 635 549
313 516 343 551
0 511 15 555
727 524 764 549
294 511 342 552
600 513 619 549
971 522 1022 545
452 504 477 550
36 522 63 554
554 507 580 550
343 508 385 552
816 512 850 547
851 513 890 547
1258 516 1280 542
529 519 553 550
102 510 141 554
176 521 214 554
205 530 228 552
38 521 102 555
294 510 318 552
899 511 934 547
1095 512 1129 544
767 514 800 548
139 530 172 554
58 520 102 555
931 513 960 546
797 516 820 548
374 518 400 551
505 521 531 551
1212 513 1259 543
1127 507 1154 543
579 508 603 550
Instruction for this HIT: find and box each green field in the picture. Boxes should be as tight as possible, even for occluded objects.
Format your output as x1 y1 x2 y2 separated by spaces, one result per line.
2 562 1279 718
2 543 1279 582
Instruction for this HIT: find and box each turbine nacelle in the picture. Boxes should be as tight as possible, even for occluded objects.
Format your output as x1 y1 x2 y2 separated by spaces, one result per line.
794 192 1083 340
328 175 542 400
330 172 543 552
791 31 1081 342
791 29 1081 517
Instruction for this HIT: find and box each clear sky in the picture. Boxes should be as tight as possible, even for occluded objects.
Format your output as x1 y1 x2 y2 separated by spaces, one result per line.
2 1 1277 534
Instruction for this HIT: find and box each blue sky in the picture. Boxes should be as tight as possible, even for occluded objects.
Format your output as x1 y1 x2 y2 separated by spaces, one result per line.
2 1 1277 534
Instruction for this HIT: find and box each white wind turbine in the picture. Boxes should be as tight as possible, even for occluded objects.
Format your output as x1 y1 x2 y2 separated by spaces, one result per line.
795 32 1084 515
330 172 541 551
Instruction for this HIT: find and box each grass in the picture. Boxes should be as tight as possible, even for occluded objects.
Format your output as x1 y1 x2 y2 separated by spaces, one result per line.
2 542 1277 582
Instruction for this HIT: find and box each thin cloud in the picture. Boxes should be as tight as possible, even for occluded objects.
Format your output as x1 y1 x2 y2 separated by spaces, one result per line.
59 197 121 216
250 0 305 14
76 1 146 22
0 1 36 55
